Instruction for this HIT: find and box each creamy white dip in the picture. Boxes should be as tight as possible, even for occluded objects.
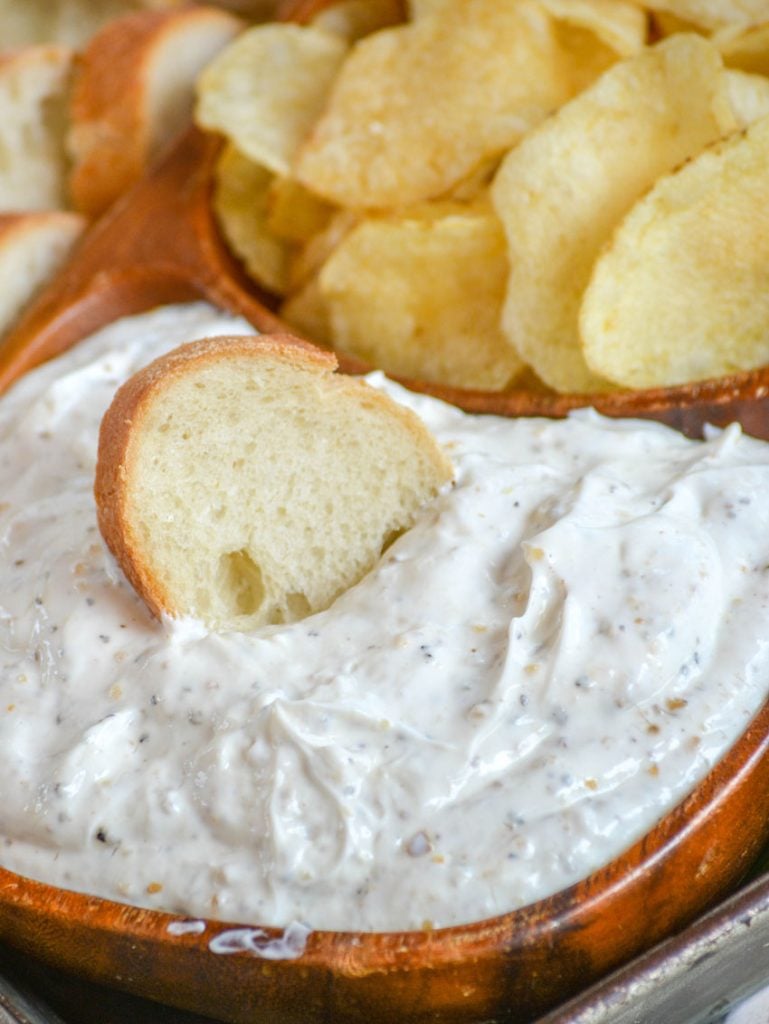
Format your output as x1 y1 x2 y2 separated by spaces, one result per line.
2 303 769 932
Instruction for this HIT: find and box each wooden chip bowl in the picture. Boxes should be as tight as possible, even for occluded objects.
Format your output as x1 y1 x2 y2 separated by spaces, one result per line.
3 4 769 1022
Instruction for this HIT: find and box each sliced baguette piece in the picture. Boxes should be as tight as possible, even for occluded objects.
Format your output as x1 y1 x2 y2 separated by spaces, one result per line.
95 334 453 631
0 1 206 51
0 46 74 211
52 0 167 47
0 211 86 337
68 6 242 219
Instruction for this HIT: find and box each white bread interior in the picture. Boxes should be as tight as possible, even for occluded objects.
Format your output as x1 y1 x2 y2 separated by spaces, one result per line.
68 6 242 218
0 46 74 211
0 211 85 336
95 334 453 631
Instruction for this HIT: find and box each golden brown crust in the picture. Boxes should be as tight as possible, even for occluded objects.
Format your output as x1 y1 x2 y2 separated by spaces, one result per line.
94 332 338 619
68 6 242 219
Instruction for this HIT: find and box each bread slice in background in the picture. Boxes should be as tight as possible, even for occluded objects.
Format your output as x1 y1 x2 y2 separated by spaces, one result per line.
68 6 242 218
0 46 74 211
0 0 133 50
0 211 85 336
95 334 453 632
0 0 259 51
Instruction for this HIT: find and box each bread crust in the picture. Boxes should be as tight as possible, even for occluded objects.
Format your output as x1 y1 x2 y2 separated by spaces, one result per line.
95 333 337 619
95 331 452 627
0 210 86 336
68 6 242 218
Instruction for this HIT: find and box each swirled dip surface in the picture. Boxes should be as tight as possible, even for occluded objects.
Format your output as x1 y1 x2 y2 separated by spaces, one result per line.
3 304 769 931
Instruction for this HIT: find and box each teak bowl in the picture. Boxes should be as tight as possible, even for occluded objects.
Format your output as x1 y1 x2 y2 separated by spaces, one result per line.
3 5 769 1023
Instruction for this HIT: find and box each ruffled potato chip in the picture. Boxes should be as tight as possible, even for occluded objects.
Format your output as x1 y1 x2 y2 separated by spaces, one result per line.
317 201 525 390
310 0 404 41
296 0 571 209
266 177 334 243
634 0 769 32
717 21 769 76
490 34 737 393
553 25 619 94
287 207 359 290
581 115 769 389
539 0 647 58
281 276 333 345
447 155 502 202
725 68 769 126
213 144 292 296
539 0 648 95
648 10 703 35
195 23 347 176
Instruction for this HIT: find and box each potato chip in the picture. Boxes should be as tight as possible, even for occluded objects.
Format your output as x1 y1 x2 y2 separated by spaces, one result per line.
581 115 769 388
281 275 333 345
195 24 347 177
648 10 704 36
553 25 623 94
317 201 525 390
490 34 737 393
213 144 292 296
310 0 404 41
725 68 769 126
538 0 647 97
536 1 651 96
538 0 647 58
716 21 769 76
447 155 502 201
266 176 334 243
287 207 359 290
296 0 571 209
634 0 769 32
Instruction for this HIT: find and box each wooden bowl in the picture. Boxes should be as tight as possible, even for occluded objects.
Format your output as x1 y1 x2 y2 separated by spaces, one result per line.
2 697 769 1024
2 5 769 1023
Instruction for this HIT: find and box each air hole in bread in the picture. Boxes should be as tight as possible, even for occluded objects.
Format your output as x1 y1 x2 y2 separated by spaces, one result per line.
285 592 312 620
94 335 454 631
381 527 405 554
218 548 265 618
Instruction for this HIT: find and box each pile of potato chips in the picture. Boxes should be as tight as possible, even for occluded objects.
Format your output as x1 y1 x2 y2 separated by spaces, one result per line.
195 0 769 395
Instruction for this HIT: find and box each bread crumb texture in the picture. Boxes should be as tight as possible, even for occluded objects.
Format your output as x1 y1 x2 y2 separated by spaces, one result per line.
95 333 453 631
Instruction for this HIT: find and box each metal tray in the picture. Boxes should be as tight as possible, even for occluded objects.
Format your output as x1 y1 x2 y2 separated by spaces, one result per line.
538 858 769 1024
